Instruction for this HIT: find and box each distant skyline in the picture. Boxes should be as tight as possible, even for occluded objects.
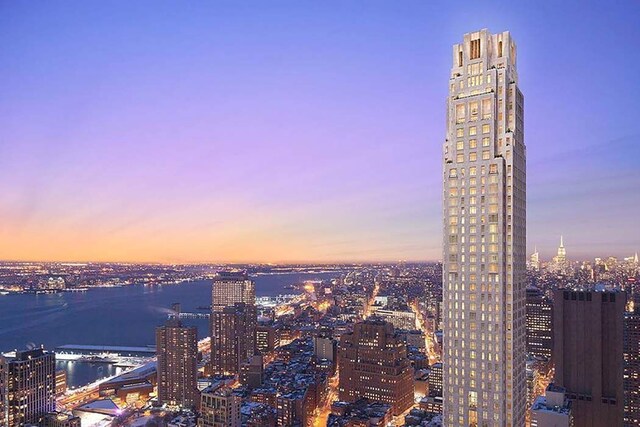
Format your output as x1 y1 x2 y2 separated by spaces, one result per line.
1 1 639 263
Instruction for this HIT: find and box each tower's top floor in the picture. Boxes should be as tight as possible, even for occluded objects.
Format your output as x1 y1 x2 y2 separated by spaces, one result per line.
451 29 518 82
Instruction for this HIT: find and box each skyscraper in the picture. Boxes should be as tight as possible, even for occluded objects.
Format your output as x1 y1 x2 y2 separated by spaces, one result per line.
624 303 640 426
211 303 256 374
528 247 540 271
0 348 56 426
211 271 256 312
156 319 199 408
442 29 527 426
337 318 414 416
553 289 625 426
526 286 553 360
211 271 257 374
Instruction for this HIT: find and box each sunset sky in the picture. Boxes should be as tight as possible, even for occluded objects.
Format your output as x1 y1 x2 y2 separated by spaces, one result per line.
1 1 639 263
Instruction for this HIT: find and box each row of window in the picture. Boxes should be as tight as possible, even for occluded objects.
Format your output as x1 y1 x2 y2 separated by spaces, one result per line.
455 123 492 135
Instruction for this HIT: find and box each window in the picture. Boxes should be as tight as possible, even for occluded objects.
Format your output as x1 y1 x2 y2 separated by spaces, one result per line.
470 139 477 148
482 151 490 160
482 99 491 119
482 124 491 134
470 152 477 162
457 140 464 150
456 105 466 124
470 39 481 60
469 126 477 136
482 137 490 147
456 128 464 137
498 40 503 58
470 101 479 119
457 153 464 163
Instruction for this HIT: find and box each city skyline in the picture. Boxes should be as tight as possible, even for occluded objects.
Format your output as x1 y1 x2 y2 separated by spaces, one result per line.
2 1 639 263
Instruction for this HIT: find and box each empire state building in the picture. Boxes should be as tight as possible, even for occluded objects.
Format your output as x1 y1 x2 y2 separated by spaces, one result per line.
442 29 527 426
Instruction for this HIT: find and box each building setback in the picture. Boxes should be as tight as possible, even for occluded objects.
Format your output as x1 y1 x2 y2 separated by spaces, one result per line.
553 289 626 426
442 29 527 426
156 319 198 408
337 319 414 415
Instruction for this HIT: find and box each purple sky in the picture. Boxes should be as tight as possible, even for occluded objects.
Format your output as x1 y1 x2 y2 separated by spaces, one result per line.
1 1 639 263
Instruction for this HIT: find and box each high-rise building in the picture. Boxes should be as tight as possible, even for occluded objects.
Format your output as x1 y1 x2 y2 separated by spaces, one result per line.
0 357 5 427
255 324 279 354
428 362 443 398
529 247 540 271
624 304 640 426
0 348 56 426
239 355 263 389
553 289 626 426
211 272 257 375
442 29 527 426
211 271 255 312
199 384 241 427
337 319 414 415
211 303 255 374
549 236 572 274
526 286 553 359
156 319 198 408
312 336 336 362
556 236 566 262
55 370 67 397
530 383 573 427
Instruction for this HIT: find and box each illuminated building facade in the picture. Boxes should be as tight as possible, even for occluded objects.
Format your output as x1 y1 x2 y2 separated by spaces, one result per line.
337 319 414 415
526 287 553 359
256 324 278 354
55 370 67 397
624 305 640 426
528 247 540 271
211 271 255 312
211 272 257 374
198 384 241 427
211 303 255 374
443 29 527 426
43 411 82 427
553 289 625 426
1 348 56 426
156 319 198 408
429 362 443 398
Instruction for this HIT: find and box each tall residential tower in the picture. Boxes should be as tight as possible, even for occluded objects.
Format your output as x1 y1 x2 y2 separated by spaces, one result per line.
443 29 526 426
210 271 257 374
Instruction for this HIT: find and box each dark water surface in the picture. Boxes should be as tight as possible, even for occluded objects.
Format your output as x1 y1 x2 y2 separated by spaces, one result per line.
0 272 337 387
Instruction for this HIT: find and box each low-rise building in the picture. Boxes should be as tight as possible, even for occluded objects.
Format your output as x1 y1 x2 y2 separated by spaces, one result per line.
530 384 573 427
199 384 241 427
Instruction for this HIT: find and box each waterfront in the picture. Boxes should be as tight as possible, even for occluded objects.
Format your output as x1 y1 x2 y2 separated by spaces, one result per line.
0 272 338 387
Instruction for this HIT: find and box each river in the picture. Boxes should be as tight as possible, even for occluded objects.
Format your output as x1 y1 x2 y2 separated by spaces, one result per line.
0 272 338 387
